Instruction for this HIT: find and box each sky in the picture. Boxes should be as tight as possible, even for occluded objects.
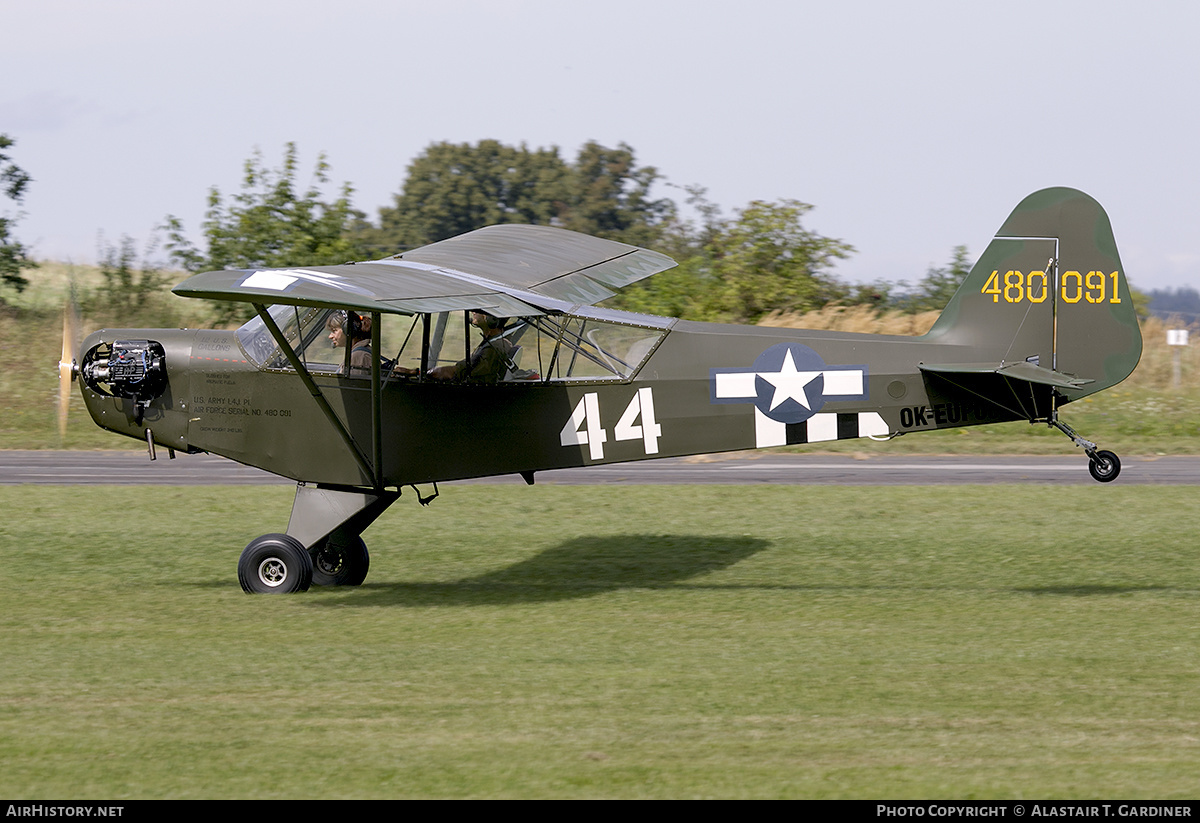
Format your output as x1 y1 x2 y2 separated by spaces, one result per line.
4 0 1199 292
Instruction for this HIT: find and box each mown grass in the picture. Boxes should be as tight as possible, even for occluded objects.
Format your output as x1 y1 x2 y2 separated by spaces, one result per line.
2 484 1198 798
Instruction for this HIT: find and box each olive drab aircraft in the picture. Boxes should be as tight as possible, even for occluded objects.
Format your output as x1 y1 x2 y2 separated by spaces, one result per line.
63 187 1142 593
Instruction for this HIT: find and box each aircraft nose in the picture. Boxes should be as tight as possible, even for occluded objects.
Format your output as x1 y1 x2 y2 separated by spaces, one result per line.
77 329 200 459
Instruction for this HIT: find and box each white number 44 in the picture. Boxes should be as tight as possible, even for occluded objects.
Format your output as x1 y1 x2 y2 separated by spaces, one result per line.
560 388 661 460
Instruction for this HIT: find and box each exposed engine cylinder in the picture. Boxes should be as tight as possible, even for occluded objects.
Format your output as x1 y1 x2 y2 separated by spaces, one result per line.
80 339 168 401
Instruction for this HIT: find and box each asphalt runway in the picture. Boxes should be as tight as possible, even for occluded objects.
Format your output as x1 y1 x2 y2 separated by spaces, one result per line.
3 450 1199 486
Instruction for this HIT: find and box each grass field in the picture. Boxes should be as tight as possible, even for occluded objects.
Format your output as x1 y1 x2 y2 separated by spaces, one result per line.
2 483 1198 799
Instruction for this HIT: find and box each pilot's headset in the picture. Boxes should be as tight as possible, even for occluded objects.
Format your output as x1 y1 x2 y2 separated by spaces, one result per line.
340 310 364 340
478 312 503 331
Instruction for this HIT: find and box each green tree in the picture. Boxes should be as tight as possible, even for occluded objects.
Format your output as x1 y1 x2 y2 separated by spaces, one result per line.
96 233 168 319
0 134 37 296
368 139 674 253
164 143 361 322
610 195 854 324
708 199 853 322
902 245 971 312
371 140 570 253
559 141 674 247
164 143 359 273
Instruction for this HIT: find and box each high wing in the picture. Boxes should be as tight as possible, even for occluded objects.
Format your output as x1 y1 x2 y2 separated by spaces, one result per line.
172 224 677 316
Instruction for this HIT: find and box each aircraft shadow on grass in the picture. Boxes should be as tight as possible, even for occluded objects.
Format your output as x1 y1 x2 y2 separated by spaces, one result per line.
306 534 770 607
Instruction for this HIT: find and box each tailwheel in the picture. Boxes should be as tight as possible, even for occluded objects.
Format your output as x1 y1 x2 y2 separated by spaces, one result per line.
309 533 370 587
1047 415 1121 484
238 534 313 593
1088 449 1121 483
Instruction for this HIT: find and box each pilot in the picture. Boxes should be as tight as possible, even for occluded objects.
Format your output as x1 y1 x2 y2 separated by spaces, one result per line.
326 310 372 376
428 311 515 383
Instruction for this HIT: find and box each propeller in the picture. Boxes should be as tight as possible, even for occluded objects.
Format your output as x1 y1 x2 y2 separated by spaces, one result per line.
57 289 81 442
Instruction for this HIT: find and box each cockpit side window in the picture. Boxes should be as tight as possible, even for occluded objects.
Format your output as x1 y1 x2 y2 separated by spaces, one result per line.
237 307 665 383
505 315 663 381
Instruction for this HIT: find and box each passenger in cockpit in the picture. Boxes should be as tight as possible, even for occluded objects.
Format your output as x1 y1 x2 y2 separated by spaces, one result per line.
395 311 514 383
433 311 515 382
327 310 372 376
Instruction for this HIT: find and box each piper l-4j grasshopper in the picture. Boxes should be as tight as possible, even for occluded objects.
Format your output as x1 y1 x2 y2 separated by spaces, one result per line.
69 187 1142 593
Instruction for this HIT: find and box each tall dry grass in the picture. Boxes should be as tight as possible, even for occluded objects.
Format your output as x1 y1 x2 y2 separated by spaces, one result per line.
1125 315 1199 390
760 304 940 336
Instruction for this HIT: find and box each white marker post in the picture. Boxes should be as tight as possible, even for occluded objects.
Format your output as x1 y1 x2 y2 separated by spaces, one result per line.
1167 329 1189 389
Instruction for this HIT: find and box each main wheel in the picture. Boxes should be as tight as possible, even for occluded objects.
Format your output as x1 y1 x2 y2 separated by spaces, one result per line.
310 534 370 587
1088 449 1121 483
238 534 313 593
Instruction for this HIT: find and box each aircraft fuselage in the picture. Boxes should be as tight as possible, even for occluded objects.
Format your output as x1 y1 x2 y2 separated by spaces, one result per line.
79 319 1028 489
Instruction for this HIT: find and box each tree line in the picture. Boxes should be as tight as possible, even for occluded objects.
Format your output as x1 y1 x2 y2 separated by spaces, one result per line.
1145 287 1200 324
1 134 35 295
1 135 970 324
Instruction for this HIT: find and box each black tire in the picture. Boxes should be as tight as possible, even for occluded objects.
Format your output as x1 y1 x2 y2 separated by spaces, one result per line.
1088 450 1121 483
238 534 313 593
310 534 370 587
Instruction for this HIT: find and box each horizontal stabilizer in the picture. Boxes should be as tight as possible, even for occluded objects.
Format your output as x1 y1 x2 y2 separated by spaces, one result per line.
919 360 1094 422
920 361 1094 390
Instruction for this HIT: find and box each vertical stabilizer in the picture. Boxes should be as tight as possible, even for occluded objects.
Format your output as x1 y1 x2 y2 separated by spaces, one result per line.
922 187 1141 399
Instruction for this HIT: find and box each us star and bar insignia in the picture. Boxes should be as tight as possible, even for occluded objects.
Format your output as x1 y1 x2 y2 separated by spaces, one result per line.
710 342 888 447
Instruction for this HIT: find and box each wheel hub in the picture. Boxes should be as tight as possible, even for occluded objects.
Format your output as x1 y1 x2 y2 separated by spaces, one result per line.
257 557 289 587
314 546 345 576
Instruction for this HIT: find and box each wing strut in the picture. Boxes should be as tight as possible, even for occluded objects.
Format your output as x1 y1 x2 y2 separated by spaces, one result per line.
253 303 378 488
369 311 383 489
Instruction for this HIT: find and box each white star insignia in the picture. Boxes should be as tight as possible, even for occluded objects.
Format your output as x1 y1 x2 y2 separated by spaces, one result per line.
759 349 822 411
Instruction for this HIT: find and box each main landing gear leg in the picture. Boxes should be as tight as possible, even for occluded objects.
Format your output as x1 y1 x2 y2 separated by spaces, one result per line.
237 484 401 593
1047 416 1121 483
288 484 401 588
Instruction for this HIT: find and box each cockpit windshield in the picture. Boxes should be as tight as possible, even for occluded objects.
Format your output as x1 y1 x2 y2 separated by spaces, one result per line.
236 305 357 373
